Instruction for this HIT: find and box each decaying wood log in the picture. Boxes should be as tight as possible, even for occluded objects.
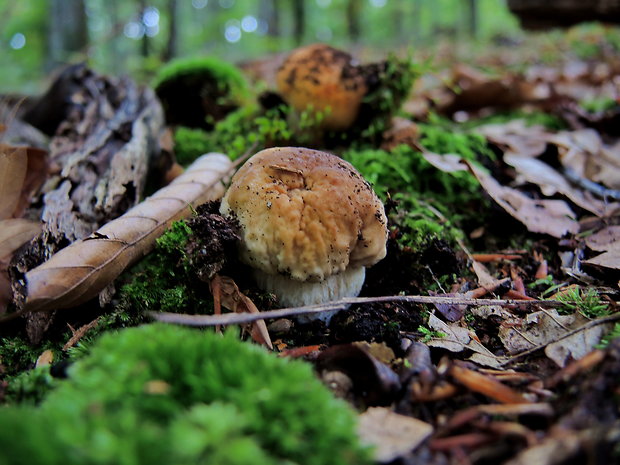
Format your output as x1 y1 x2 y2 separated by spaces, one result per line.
41 65 164 245
7 153 232 319
8 65 164 340
508 0 620 29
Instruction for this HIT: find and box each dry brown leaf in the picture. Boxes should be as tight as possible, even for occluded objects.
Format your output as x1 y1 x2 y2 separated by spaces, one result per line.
427 313 506 368
14 147 48 218
499 309 614 367
465 161 579 238
18 153 232 314
421 152 466 173
210 274 273 350
357 407 433 463
504 153 615 217
585 226 620 252
0 144 27 220
0 269 12 314
583 246 620 271
583 227 620 270
35 349 54 367
0 218 42 261
478 120 549 158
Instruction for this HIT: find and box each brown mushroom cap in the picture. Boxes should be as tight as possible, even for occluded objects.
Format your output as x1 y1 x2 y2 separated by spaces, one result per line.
220 147 387 306
275 44 367 131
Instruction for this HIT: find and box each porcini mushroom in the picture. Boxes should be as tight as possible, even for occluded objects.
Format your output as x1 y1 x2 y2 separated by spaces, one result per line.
276 44 368 131
219 147 388 321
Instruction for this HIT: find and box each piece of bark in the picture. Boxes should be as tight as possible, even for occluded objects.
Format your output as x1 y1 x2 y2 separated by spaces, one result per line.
41 67 164 246
7 153 232 316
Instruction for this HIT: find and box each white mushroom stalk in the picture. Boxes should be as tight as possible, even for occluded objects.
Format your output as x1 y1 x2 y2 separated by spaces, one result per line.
219 147 388 322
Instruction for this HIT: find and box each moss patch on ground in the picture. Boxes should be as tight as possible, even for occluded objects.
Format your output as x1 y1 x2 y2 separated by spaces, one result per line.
0 324 370 465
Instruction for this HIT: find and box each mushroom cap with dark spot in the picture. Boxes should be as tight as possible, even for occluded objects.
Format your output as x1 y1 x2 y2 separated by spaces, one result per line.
276 44 368 131
219 147 388 282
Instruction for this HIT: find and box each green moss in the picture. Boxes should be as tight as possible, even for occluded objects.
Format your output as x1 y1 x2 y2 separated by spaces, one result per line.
418 116 496 161
153 56 249 130
359 55 421 142
343 143 481 204
0 324 371 465
119 220 211 315
152 56 248 99
3 365 56 405
173 127 214 166
580 97 618 114
391 193 464 250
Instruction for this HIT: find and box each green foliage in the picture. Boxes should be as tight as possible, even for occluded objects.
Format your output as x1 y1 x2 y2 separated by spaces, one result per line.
417 325 446 343
597 323 620 349
152 56 248 99
580 97 618 114
344 142 481 204
418 115 496 161
390 193 463 250
555 287 611 319
173 127 214 166
360 55 421 141
179 104 327 161
3 365 56 405
0 324 370 465
120 220 211 315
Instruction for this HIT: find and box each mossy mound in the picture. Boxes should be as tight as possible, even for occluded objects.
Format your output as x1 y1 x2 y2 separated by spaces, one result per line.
0 324 370 465
153 56 249 130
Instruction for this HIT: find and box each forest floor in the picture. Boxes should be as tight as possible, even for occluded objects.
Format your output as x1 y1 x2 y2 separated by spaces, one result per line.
1 24 620 465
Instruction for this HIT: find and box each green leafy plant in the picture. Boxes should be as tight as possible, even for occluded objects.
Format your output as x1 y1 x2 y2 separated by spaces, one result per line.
0 324 371 465
417 325 446 343
597 323 620 349
555 287 610 319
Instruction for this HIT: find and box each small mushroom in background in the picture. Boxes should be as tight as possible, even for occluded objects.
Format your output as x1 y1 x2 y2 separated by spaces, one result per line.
219 147 388 322
275 43 416 134
276 44 368 131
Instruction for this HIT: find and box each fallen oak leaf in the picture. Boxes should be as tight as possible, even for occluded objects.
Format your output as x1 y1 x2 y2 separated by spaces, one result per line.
5 153 232 318
464 160 579 238
504 152 617 217
0 144 27 220
0 218 42 261
357 407 433 463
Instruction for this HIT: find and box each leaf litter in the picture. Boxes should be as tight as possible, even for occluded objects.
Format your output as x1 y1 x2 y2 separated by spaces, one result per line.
1 30 620 465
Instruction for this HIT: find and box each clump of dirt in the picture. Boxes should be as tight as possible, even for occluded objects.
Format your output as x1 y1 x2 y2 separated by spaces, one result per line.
184 201 241 282
329 301 425 353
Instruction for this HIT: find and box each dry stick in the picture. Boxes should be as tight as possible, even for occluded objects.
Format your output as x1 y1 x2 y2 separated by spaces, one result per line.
150 295 562 327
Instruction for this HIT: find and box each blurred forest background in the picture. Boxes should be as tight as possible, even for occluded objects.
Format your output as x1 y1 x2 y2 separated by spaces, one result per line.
1 0 523 93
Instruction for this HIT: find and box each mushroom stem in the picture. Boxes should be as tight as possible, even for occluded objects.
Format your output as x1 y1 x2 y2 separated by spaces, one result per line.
254 266 366 323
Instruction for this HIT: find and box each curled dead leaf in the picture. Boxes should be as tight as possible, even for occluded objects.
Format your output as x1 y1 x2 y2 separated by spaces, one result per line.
464 161 579 238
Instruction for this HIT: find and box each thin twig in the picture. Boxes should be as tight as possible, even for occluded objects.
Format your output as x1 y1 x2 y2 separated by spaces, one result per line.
149 295 561 327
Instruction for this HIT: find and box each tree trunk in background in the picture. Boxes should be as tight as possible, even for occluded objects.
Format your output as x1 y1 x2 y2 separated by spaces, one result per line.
163 0 178 61
47 0 88 71
411 0 422 44
292 0 305 45
466 0 478 38
139 0 150 58
347 0 362 43
261 0 281 38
